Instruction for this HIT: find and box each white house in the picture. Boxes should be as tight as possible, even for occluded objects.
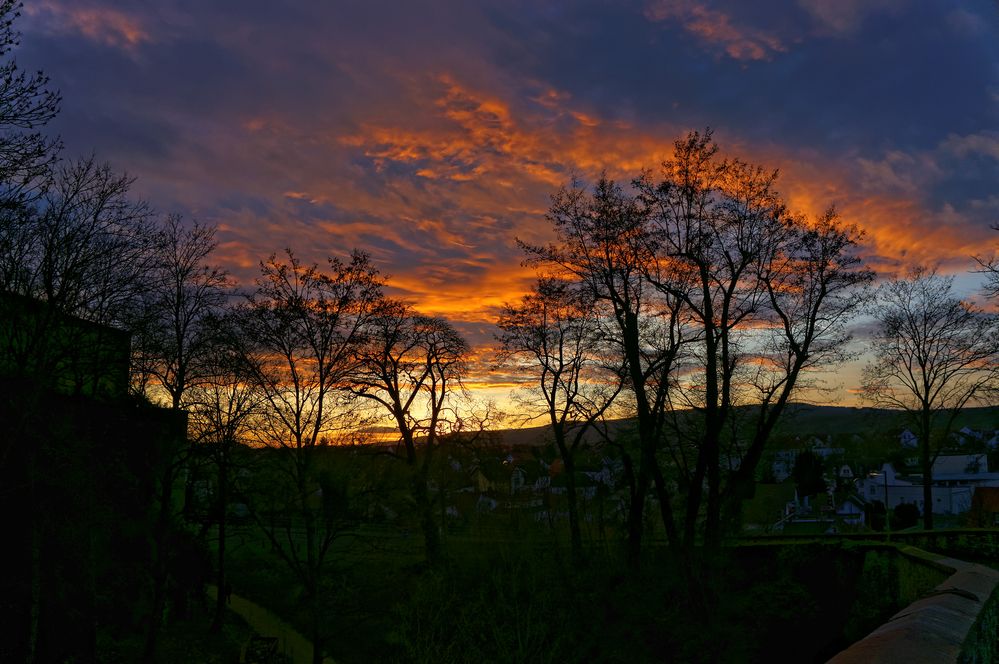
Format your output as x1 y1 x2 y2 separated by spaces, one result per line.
837 496 866 526
857 463 973 515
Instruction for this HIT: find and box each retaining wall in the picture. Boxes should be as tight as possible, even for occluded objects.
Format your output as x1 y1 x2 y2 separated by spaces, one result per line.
828 546 999 663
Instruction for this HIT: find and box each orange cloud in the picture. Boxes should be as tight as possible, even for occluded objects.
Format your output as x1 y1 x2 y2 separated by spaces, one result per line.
644 1 785 61
248 71 992 335
124 65 990 408
25 1 150 51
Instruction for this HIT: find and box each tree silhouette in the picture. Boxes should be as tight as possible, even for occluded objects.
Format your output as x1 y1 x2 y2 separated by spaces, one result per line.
237 249 382 664
185 314 260 633
0 158 156 394
133 215 231 408
521 176 687 567
351 298 468 565
0 0 61 206
526 131 872 571
497 277 621 560
636 131 871 554
863 268 999 529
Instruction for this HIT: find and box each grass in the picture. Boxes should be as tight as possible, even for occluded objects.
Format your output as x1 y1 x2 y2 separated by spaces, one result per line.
96 597 255 664
220 520 920 663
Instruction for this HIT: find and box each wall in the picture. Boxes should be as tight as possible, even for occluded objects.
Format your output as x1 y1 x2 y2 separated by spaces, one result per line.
829 546 999 663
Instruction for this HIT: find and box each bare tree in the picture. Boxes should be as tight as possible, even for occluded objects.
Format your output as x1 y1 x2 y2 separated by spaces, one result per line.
863 267 999 529
524 133 871 571
521 177 688 567
973 223 999 300
0 0 61 206
636 131 789 552
721 208 873 528
185 314 259 633
497 277 621 560
115 215 233 653
237 249 382 664
0 156 155 338
134 215 231 408
636 131 873 554
351 299 468 565
3 159 182 662
0 157 156 392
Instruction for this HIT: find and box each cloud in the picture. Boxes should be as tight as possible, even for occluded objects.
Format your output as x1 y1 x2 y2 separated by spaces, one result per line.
16 0 999 403
947 8 990 37
796 0 904 35
854 150 942 196
644 0 785 61
23 0 151 51
942 131 999 161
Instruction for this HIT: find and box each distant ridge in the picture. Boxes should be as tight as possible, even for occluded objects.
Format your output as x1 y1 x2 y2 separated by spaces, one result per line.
477 403 999 448
773 403 999 436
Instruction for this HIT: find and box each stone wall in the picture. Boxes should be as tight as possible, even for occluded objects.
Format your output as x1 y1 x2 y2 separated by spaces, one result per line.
828 547 999 663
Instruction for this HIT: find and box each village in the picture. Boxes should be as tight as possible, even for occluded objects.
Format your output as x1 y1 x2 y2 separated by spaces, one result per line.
200 416 999 543
403 421 999 539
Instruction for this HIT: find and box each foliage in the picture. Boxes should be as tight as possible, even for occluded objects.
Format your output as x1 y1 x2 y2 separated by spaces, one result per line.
893 502 920 529
792 449 826 496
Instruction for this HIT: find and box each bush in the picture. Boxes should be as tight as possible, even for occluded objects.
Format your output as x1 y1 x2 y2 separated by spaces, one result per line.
892 503 920 529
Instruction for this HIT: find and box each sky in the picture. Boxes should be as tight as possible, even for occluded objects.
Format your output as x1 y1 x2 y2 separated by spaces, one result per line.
18 0 999 407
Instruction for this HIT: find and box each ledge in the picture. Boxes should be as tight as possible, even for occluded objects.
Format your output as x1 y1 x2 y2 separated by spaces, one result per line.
828 551 999 663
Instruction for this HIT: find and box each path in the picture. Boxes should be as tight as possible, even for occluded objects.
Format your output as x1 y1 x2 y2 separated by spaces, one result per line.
206 585 334 664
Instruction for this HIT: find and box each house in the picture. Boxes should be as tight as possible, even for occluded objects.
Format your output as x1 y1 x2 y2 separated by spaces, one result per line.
954 426 984 447
934 453 986 475
836 496 866 526
810 437 844 459
928 455 999 495
0 291 131 400
476 495 498 512
900 429 918 449
771 450 798 482
510 466 528 493
769 439 845 483
857 463 974 515
0 294 186 663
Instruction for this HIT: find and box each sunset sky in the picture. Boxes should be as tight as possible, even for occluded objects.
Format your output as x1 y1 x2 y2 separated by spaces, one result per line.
20 0 999 407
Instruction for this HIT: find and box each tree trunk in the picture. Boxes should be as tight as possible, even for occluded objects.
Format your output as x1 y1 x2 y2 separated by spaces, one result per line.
921 410 934 530
413 468 440 565
143 464 175 661
563 454 582 562
625 469 649 569
651 460 678 553
210 458 227 633
310 578 323 664
27 476 41 664
704 432 721 553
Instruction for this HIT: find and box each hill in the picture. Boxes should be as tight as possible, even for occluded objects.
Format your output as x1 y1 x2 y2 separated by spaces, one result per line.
772 403 999 438
479 404 999 448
